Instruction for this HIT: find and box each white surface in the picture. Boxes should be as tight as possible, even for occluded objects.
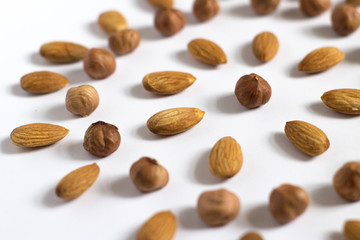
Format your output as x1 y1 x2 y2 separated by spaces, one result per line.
1 0 360 239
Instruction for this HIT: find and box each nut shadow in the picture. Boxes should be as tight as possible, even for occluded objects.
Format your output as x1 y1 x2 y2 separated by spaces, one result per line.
124 228 138 240
110 175 143 198
178 207 207 229
67 141 100 161
227 5 258 18
216 93 248 114
176 50 218 70
136 125 166 141
194 149 225 185
184 11 200 26
137 25 163 41
247 204 280 229
328 232 343 240
135 0 154 13
310 25 338 39
288 62 309 78
311 184 349 207
87 22 107 39
1 137 38 154
345 48 360 64
280 8 307 20
65 68 91 85
42 187 66 207
240 42 262 67
28 52 56 66
10 83 43 98
129 84 164 99
271 132 313 161
307 102 357 119
46 103 78 121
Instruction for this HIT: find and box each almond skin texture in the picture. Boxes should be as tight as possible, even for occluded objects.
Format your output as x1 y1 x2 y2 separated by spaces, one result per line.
83 48 116 80
209 136 243 178
321 89 360 115
155 8 186 36
142 71 196 95
56 163 100 200
65 85 100 117
109 29 141 55
269 184 309 223
298 47 345 73
193 0 220 22
252 32 279 62
344 220 360 240
147 107 205 135
300 0 330 16
333 162 360 201
240 232 264 240
331 4 360 36
251 0 280 15
40 41 88 63
147 0 174 9
10 123 69 147
20 71 68 94
285 120 329 156
98 10 127 34
187 38 227 65
137 210 177 240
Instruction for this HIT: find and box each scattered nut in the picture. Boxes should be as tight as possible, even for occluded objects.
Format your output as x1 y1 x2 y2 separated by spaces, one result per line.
193 0 220 22
98 10 127 34
252 32 279 62
346 0 360 6
251 0 280 15
109 29 141 55
269 184 309 223
147 0 174 9
130 157 169 192
65 84 99 117
187 38 227 65
40 41 88 63
331 4 360 36
299 0 330 16
234 73 272 109
197 188 240 226
240 232 264 240
344 220 360 240
20 71 68 94
333 162 360 201
154 8 186 36
321 89 360 115
83 121 121 157
83 48 116 80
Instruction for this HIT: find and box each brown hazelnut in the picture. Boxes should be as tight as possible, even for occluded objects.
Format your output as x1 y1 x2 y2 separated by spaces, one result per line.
269 184 309 224
299 0 330 17
234 73 272 109
65 84 99 117
331 4 360 36
240 232 264 240
98 10 127 34
346 0 360 6
83 48 116 80
197 188 240 226
130 157 169 192
83 121 121 157
154 8 186 36
109 29 141 55
251 0 280 15
193 0 220 22
333 162 360 201
344 220 360 240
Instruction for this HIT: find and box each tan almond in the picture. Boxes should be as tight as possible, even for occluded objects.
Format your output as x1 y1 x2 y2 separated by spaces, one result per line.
20 71 68 94
187 38 227 65
252 32 279 62
142 71 196 95
344 220 360 240
321 89 360 115
40 41 88 63
147 0 174 8
298 47 345 73
10 123 69 147
56 163 100 200
285 120 329 156
208 136 243 178
137 210 177 240
147 107 205 135
98 10 127 34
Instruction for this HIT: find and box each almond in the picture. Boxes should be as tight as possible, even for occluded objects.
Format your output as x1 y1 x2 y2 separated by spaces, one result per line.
298 47 345 73
147 0 174 9
285 120 329 156
137 210 177 240
252 32 279 62
20 71 68 94
40 41 88 63
10 123 69 147
187 38 227 65
344 220 360 240
142 71 196 95
147 107 205 135
321 89 360 115
56 163 100 200
208 136 243 178
98 10 127 34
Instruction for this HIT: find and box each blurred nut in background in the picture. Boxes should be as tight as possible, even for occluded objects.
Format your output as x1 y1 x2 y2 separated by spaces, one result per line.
98 10 127 34
333 162 360 201
154 8 186 36
346 0 360 6
240 232 264 240
83 48 116 80
40 41 88 63
193 0 220 22
344 220 360 240
299 0 330 16
251 0 280 15
147 0 174 8
331 4 360 36
109 29 141 55
65 84 99 117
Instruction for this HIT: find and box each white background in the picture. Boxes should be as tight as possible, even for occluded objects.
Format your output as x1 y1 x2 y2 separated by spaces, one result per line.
0 0 360 239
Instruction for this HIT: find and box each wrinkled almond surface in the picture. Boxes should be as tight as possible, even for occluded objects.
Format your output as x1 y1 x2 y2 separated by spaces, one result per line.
187 38 227 65
252 32 279 62
20 71 68 94
142 71 196 95
147 107 205 135
40 41 88 63
321 89 360 115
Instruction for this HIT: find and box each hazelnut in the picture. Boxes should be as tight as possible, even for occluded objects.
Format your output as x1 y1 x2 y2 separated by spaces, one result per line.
83 121 121 157
193 0 220 22
109 29 141 55
234 73 272 109
98 10 127 34
197 188 240 226
333 162 360 201
331 4 360 36
83 48 116 80
130 157 169 192
344 220 360 240
65 84 99 117
251 0 280 15
240 232 264 240
299 0 330 17
269 184 309 224
154 8 186 36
